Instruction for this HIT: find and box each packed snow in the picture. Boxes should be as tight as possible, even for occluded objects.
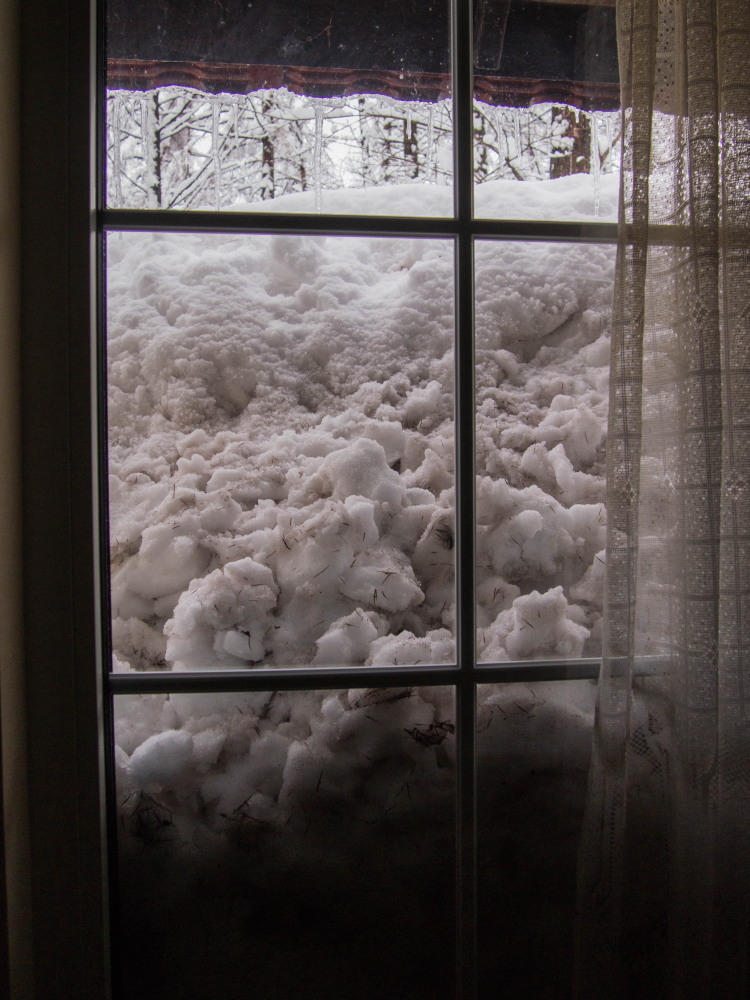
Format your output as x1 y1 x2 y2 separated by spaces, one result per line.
115 679 597 999
108 174 615 673
110 168 614 998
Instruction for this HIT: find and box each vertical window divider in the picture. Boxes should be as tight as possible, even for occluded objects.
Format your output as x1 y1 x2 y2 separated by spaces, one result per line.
452 1 477 997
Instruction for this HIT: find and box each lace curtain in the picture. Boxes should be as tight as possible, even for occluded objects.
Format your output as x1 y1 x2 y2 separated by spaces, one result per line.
575 1 750 997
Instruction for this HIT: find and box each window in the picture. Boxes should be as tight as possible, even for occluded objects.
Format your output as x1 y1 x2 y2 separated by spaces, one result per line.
15 1 618 997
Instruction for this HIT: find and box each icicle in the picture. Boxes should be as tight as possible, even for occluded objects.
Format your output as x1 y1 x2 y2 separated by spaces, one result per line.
141 95 157 208
590 113 601 217
548 106 560 178
233 96 241 152
111 96 124 208
231 97 243 200
313 104 324 212
513 108 522 164
604 115 613 173
426 106 436 181
495 108 506 169
212 99 222 210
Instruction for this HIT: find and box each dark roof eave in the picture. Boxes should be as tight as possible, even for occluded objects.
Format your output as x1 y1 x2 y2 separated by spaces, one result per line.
106 59 620 110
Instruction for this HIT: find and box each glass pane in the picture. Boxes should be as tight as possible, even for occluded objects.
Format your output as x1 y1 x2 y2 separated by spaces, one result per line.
114 687 456 999
474 240 613 661
477 679 596 998
473 0 620 221
107 233 455 671
105 0 452 214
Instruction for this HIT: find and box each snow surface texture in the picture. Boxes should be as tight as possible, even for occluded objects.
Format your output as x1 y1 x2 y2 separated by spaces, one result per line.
110 176 613 998
109 176 614 673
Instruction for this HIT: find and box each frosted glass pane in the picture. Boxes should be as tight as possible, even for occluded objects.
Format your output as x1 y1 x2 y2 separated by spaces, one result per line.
114 688 456 999
105 0 452 213
477 680 596 999
474 241 613 661
107 233 455 671
473 0 620 222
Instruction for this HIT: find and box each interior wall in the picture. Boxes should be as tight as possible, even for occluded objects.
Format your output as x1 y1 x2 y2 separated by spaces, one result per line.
0 0 32 996
18 0 110 996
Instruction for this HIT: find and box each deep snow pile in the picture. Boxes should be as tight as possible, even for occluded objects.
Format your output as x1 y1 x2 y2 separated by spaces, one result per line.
110 175 613 998
108 173 615 673
115 679 597 999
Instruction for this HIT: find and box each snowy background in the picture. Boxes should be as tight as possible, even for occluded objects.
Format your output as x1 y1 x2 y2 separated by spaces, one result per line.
107 88 619 214
108 91 616 1000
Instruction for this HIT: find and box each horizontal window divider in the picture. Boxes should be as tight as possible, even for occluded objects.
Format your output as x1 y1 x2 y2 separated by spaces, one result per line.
100 208 619 244
476 653 670 682
106 654 670 695
475 653 670 682
476 657 601 682
472 220 618 243
107 659 593 695
108 662 595 698
108 664 460 694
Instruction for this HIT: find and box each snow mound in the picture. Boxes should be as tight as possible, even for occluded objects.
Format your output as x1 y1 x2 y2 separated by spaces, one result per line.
110 174 611 997
108 185 612 672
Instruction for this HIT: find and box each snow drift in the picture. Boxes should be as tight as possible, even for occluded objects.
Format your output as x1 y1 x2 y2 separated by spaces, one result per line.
109 173 614 999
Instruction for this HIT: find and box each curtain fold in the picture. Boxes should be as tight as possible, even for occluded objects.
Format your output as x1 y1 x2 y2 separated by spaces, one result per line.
575 1 750 997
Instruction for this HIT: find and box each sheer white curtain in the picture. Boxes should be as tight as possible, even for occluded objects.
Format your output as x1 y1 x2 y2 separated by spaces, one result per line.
575 1 750 997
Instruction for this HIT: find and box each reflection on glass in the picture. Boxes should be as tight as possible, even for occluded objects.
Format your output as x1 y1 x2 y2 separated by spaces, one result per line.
473 0 620 221
115 688 456 1000
107 233 455 670
474 241 614 661
105 0 452 213
477 680 596 999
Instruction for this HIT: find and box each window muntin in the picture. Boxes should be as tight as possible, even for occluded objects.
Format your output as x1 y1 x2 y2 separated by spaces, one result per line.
99 2 619 998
